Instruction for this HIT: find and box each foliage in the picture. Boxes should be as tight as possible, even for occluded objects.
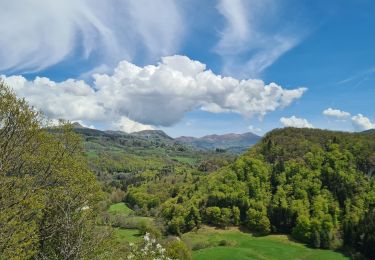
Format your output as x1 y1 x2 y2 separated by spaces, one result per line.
126 233 171 260
0 82 113 259
165 238 192 260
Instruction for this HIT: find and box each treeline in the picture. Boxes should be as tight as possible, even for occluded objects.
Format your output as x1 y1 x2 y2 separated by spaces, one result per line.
125 127 375 258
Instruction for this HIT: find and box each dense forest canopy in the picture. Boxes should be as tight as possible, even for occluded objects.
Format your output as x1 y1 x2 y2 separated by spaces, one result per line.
124 127 375 258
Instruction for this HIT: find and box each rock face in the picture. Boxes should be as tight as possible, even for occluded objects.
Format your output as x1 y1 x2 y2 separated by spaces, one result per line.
175 132 261 154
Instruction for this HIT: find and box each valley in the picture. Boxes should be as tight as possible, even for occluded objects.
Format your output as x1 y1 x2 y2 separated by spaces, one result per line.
75 124 375 259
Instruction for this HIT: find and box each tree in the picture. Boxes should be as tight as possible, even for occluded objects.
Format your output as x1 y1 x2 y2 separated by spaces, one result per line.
205 207 222 226
167 216 185 235
246 208 270 235
311 230 321 248
219 208 232 228
232 206 241 225
185 206 201 231
292 215 311 243
0 82 112 259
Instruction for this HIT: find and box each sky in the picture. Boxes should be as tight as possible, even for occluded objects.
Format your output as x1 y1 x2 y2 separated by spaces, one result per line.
0 0 374 137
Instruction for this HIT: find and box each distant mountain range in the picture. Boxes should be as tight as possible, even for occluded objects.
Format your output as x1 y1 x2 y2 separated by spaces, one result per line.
71 123 261 154
175 132 261 153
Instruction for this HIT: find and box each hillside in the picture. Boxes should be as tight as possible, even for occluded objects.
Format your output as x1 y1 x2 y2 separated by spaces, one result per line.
176 132 261 153
362 129 375 134
64 124 375 258
71 123 261 155
123 127 375 258
72 124 187 156
69 124 236 191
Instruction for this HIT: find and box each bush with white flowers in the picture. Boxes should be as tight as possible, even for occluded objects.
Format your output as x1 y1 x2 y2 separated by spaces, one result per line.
127 233 172 260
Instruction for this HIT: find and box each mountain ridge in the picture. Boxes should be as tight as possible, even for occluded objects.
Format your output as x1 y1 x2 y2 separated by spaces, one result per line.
175 131 261 153
70 123 260 154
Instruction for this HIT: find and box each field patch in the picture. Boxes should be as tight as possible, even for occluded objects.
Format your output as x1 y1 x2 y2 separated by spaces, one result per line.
108 203 134 216
182 226 348 260
114 228 142 243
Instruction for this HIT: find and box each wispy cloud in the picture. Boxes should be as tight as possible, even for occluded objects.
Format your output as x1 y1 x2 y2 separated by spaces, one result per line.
215 0 306 78
337 67 375 85
0 0 183 73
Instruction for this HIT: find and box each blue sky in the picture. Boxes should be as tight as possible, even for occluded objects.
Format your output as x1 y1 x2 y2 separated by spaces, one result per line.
1 0 374 136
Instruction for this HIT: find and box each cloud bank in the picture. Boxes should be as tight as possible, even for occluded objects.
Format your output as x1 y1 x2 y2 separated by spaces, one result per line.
280 116 313 128
2 55 306 132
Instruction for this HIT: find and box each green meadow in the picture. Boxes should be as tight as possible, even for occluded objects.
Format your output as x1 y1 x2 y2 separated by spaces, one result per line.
108 203 134 215
113 228 142 243
182 227 349 260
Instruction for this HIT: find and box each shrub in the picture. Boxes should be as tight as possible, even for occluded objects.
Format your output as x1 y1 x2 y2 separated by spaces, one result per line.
138 220 161 238
192 241 212 251
127 233 171 260
165 239 192 260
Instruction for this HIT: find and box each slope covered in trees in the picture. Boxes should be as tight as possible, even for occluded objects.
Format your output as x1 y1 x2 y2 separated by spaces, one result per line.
125 127 375 258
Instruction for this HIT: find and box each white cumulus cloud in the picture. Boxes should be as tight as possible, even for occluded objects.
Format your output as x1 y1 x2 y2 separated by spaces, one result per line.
115 117 154 133
351 114 375 131
322 108 374 131
2 55 306 129
280 116 313 128
323 108 351 119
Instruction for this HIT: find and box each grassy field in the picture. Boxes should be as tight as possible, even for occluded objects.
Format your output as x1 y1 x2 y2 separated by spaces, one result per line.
172 156 199 165
182 226 349 260
114 228 142 243
108 203 134 215
108 203 154 245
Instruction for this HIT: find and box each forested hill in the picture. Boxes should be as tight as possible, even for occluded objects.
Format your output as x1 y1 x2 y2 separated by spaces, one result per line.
125 127 375 258
258 127 375 176
176 132 261 153
362 128 375 134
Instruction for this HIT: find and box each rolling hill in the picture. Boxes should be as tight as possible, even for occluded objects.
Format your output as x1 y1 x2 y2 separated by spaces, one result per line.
176 132 261 153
